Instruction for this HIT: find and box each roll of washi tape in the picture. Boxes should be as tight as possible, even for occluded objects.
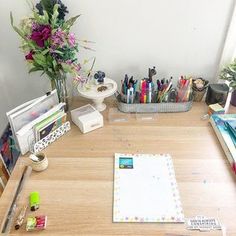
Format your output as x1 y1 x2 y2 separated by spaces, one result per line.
29 153 48 172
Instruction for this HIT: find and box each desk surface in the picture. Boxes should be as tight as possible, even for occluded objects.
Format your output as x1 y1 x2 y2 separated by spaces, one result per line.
0 99 236 236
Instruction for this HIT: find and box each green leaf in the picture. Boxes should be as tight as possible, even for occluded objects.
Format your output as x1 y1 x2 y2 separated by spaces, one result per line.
230 81 236 88
61 63 73 73
33 54 47 67
32 8 50 25
10 12 28 41
42 49 49 55
28 67 43 73
40 71 46 77
62 15 80 31
53 3 59 13
45 70 55 79
10 12 13 26
46 54 53 66
52 60 57 70
41 0 53 17
43 10 49 24
51 4 59 26
53 50 64 55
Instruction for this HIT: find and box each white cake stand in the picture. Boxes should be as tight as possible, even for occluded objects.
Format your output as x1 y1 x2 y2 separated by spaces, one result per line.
77 78 117 111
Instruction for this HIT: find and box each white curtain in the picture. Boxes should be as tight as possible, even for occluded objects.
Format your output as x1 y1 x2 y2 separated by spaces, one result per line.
216 1 236 80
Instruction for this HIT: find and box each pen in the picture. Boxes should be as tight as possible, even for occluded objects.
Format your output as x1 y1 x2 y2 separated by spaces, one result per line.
148 82 152 103
121 80 124 94
15 205 27 230
127 88 130 104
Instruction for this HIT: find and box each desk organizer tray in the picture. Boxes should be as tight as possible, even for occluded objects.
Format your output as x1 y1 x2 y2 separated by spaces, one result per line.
116 93 193 113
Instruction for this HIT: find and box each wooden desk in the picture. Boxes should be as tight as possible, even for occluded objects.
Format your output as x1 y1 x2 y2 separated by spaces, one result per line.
0 99 236 235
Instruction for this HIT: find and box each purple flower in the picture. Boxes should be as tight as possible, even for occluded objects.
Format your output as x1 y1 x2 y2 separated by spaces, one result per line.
32 22 39 31
51 28 65 46
30 25 51 47
25 50 34 60
68 33 76 47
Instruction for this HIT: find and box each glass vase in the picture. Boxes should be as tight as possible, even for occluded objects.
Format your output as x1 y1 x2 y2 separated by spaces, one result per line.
50 72 70 112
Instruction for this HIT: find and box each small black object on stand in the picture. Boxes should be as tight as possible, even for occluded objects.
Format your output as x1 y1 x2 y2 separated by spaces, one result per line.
148 66 157 82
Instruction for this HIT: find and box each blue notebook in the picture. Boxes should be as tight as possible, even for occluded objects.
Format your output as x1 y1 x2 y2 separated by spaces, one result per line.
225 120 236 142
210 114 236 174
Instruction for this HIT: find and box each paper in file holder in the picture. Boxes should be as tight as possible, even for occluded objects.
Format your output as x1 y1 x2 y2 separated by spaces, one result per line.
32 121 71 153
6 90 62 155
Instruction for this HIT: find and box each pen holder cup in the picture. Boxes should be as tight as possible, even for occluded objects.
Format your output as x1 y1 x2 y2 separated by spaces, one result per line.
29 153 48 172
176 87 192 103
139 88 155 103
121 93 135 104
192 87 208 102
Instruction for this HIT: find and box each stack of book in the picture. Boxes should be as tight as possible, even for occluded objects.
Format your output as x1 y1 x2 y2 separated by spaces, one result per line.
210 114 236 174
6 90 67 155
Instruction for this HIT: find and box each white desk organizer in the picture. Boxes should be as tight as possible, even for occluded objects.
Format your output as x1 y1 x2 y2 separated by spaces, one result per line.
33 121 71 153
71 104 103 133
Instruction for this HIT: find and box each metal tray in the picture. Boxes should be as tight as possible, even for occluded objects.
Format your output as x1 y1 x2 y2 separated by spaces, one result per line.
115 93 193 113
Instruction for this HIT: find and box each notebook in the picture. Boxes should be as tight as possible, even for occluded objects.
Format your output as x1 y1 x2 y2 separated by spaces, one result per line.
113 153 184 223
34 111 66 141
209 114 236 174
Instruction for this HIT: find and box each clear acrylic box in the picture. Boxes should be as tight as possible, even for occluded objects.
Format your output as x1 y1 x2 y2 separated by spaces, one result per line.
108 108 130 123
136 113 158 121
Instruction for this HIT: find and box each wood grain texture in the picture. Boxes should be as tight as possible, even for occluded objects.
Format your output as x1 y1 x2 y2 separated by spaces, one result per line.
0 98 236 236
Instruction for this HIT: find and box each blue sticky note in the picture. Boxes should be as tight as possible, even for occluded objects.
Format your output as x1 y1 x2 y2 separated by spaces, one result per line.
119 157 133 169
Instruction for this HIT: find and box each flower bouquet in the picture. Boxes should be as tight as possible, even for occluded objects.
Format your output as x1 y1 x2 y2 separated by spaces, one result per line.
11 0 93 110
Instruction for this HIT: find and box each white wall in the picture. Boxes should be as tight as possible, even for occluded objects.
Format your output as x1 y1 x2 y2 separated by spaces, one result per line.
0 0 234 133
0 0 50 134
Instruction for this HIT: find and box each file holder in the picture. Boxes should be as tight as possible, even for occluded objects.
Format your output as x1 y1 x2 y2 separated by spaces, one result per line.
33 121 71 153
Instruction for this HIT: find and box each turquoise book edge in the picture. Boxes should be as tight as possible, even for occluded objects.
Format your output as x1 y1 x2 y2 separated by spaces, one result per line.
210 114 236 174
225 120 236 141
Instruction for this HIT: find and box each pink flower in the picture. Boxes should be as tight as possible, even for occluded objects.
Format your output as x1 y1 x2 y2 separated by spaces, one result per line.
73 63 81 72
25 50 34 60
65 60 72 65
30 25 51 47
68 33 76 47
51 28 65 46
73 75 83 83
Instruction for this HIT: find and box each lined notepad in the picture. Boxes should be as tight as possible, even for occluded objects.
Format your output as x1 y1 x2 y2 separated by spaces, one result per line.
113 153 184 223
